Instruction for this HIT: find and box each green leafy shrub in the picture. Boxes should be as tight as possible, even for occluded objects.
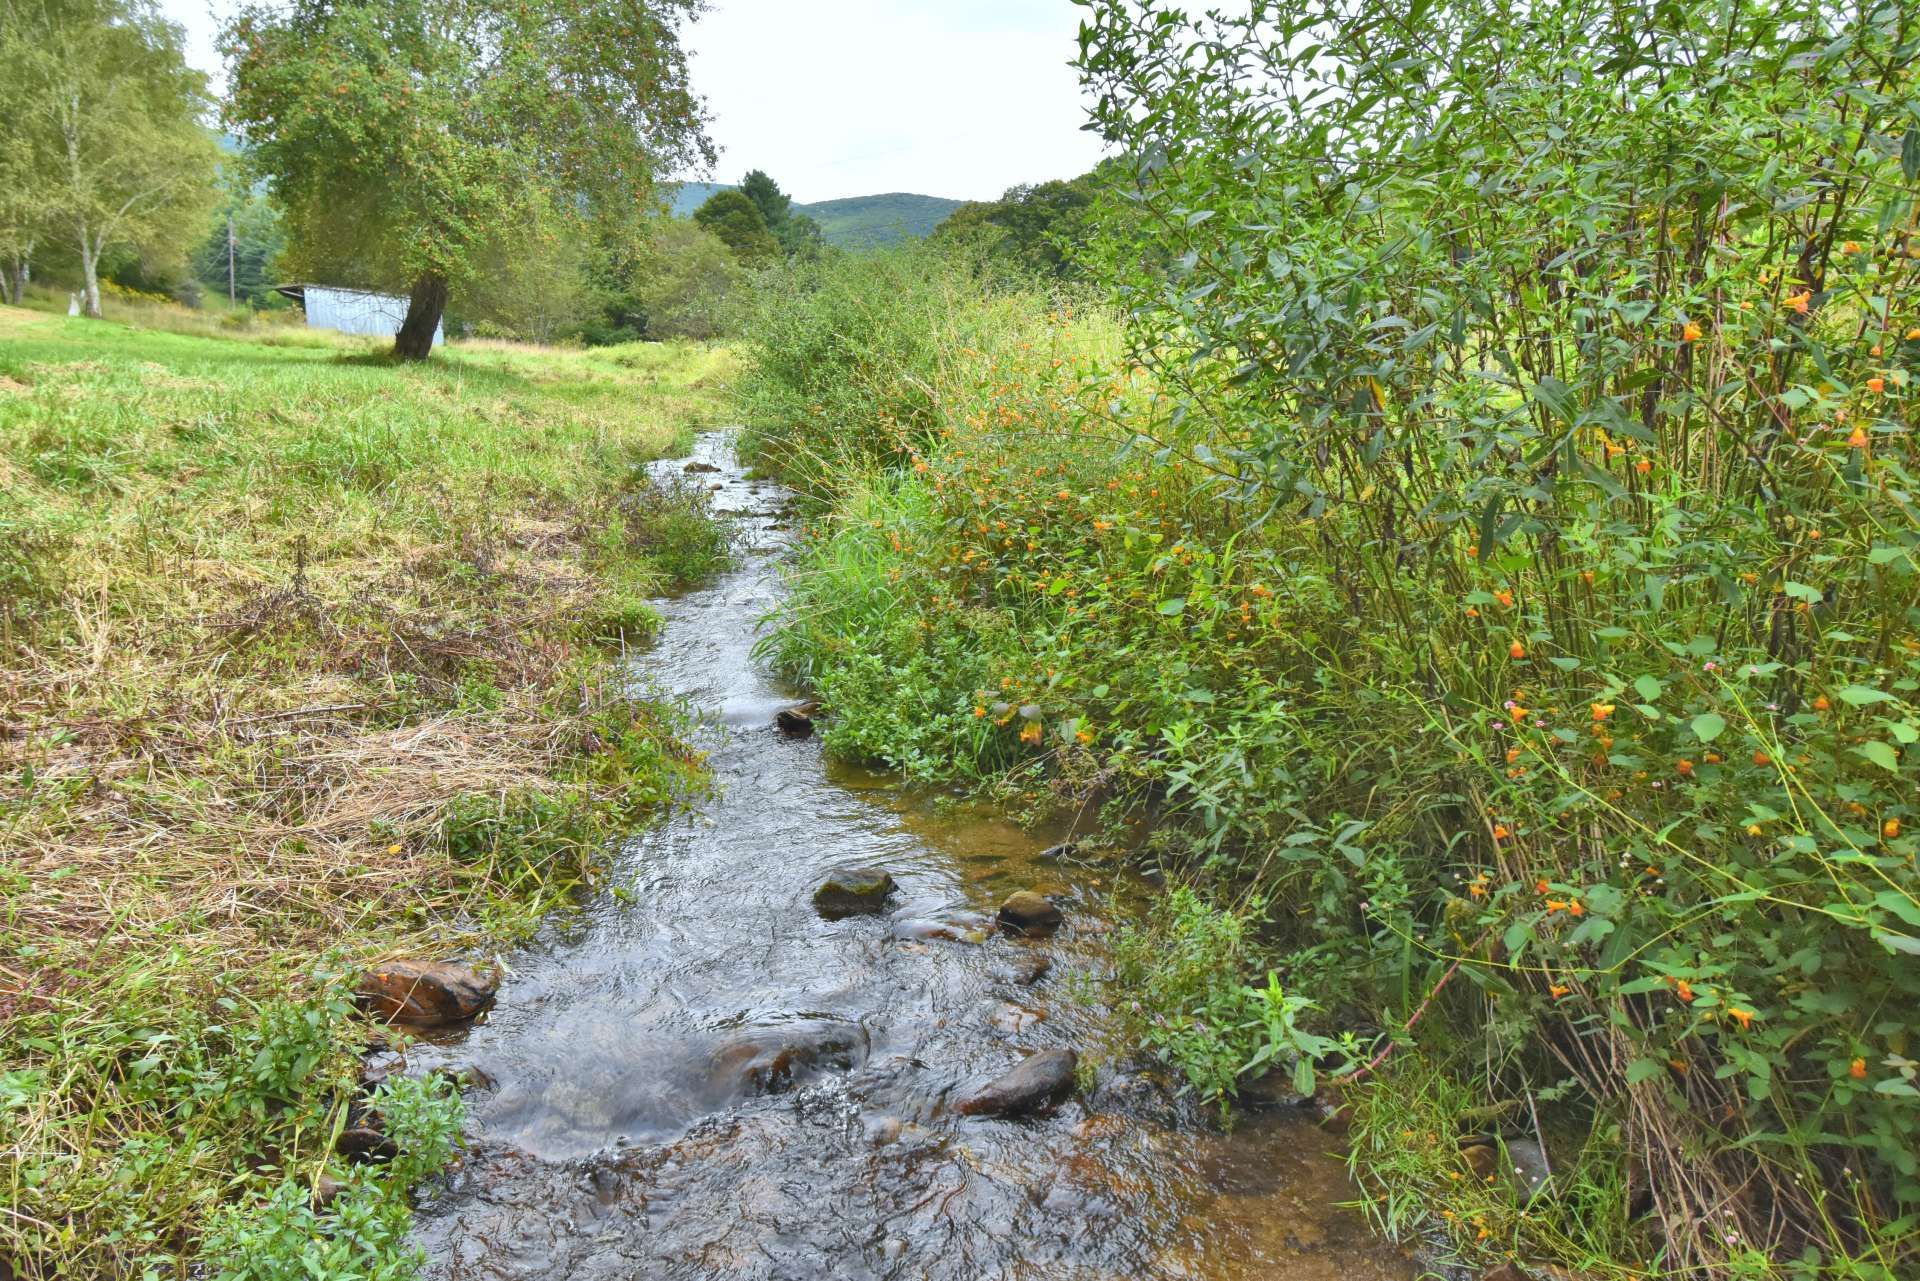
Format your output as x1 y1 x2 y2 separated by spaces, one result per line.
1113 888 1349 1112
740 0 1920 1270
597 471 736 590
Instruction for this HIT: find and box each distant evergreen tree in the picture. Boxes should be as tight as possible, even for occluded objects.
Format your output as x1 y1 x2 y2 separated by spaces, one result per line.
738 169 790 230
693 189 779 265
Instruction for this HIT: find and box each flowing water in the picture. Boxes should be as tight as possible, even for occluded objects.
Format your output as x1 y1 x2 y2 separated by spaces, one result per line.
406 434 1418 1281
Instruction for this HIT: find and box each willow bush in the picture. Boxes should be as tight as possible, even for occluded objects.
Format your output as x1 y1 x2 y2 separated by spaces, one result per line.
1072 0 1919 1273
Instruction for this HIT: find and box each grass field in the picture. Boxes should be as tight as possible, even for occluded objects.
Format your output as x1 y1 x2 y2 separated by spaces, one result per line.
0 305 733 1277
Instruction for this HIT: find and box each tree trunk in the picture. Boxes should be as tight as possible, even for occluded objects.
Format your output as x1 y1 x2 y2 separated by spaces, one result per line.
78 230 101 318
393 274 447 361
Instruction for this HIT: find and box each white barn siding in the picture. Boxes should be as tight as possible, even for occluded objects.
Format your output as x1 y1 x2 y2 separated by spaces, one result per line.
299 286 443 346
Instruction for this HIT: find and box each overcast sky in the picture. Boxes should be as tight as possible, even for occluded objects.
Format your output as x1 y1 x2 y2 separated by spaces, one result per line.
158 0 1107 203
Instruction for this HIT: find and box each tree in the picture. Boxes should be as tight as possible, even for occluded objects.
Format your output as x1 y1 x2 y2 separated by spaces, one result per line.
223 0 713 361
628 217 740 340
1 0 219 316
933 170 1107 278
193 176 285 308
693 189 780 265
736 168 823 260
738 169 791 231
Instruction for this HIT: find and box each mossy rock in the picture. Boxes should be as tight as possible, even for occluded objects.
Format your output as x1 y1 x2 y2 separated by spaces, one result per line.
812 866 895 919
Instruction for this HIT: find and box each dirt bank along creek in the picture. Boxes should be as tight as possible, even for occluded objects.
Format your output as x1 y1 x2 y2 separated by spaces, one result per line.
394 434 1419 1280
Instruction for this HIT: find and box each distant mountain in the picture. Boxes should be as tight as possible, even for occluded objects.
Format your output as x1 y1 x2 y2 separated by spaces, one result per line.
667 181 731 218
799 193 965 248
663 183 966 249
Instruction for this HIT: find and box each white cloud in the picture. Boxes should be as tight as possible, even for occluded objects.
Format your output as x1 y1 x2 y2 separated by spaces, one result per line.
155 0 1106 203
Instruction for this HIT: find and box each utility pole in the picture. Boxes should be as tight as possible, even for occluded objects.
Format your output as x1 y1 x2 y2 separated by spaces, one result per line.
228 214 237 305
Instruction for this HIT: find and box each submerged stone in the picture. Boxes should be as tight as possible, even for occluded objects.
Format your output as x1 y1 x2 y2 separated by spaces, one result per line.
355 960 496 1027
813 866 896 918
707 1018 868 1096
954 1048 1078 1117
997 890 1063 935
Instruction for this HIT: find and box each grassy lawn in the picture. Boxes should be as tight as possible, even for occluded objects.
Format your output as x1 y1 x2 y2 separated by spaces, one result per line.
0 305 733 1276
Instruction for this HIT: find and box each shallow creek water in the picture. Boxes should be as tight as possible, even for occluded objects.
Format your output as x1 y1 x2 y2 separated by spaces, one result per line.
406 434 1417 1280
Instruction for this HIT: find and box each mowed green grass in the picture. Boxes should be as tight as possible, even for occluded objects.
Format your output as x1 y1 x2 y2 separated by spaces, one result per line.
0 305 733 1277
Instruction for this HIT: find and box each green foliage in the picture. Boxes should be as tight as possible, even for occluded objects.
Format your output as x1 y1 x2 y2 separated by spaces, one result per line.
732 246 1057 500
1113 888 1349 1112
597 470 737 589
199 1074 463 1281
222 0 712 345
741 0 1920 1265
932 171 1101 278
583 216 741 344
693 188 781 265
192 180 287 308
0 0 220 313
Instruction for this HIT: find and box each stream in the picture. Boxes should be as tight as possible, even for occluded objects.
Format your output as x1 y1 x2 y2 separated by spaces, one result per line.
405 433 1418 1280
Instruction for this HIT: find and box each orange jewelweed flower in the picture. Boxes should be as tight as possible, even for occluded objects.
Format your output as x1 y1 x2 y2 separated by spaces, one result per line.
1849 426 1870 448
1493 824 1511 840
1509 641 1528 660
1635 458 1652 474
1567 899 1585 917
1729 1008 1756 1031
1674 978 1695 1002
1535 878 1550 893
1592 703 1615 722
973 705 987 718
1787 292 1811 314
1495 590 1514 608
1676 759 1694 777
1465 606 1480 618
1549 984 1570 999
1681 320 1703 343
1885 818 1903 840
1753 751 1771 766
1866 376 1886 394
1907 327 1920 341
1843 241 1862 254
1851 1057 1868 1079
1814 695 1831 711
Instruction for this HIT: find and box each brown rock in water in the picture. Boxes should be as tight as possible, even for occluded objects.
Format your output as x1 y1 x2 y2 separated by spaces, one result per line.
813 866 895 918
954 1048 1078 1117
997 891 1063 935
1481 1264 1530 1281
356 960 496 1027
683 460 721 474
1462 1140 1500 1182
774 702 821 736
992 952 1052 986
707 1019 867 1096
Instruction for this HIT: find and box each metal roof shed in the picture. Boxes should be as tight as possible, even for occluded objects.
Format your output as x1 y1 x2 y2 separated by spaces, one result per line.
274 284 443 347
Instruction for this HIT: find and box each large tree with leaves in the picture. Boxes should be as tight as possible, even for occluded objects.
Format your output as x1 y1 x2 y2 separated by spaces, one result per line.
223 0 712 360
1 0 218 315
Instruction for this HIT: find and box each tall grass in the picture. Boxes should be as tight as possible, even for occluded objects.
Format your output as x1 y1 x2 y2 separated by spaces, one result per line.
0 306 729 1276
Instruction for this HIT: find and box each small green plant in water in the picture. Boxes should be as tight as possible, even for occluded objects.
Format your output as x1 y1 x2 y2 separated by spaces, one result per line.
1112 888 1352 1115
